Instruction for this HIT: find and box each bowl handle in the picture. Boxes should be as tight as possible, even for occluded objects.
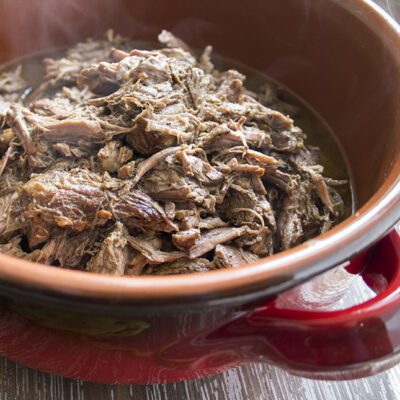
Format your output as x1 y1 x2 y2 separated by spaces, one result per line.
218 230 400 380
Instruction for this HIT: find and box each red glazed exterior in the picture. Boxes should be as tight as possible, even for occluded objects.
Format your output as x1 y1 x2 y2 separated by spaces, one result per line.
0 0 399 383
0 231 399 384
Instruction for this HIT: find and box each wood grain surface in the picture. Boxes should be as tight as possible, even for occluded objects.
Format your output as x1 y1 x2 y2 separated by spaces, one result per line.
0 0 399 399
0 359 399 400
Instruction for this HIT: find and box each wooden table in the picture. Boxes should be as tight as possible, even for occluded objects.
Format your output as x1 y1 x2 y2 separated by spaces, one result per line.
0 358 399 400
1 1 399 399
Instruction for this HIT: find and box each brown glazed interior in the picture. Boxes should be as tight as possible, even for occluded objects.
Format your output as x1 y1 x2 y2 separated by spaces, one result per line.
0 0 399 303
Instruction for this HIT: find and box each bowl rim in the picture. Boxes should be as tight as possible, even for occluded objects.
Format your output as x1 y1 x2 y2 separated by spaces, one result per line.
0 0 399 303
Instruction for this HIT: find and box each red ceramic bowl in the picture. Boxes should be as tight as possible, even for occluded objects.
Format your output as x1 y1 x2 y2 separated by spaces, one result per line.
0 0 399 383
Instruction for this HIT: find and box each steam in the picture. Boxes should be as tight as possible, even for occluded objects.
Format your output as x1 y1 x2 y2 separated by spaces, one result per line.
0 0 152 61
1 0 95 59
168 17 218 49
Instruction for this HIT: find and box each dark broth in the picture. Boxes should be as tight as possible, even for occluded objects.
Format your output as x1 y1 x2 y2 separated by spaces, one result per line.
1 46 354 217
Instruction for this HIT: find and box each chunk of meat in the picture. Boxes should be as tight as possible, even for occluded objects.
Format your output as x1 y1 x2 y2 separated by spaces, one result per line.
216 70 245 103
110 48 130 62
213 244 258 268
172 228 201 250
38 119 105 144
6 105 36 155
277 199 304 250
125 251 148 275
0 144 16 177
31 97 74 118
24 239 58 265
200 124 272 151
127 235 185 264
98 141 133 173
127 109 198 154
256 196 277 231
139 152 220 211
299 165 335 213
201 93 294 133
158 30 191 52
78 62 121 95
314 176 335 213
118 160 136 179
175 209 200 230
0 100 11 128
214 146 279 168
0 192 23 240
219 178 258 226
31 33 133 100
145 258 212 275
258 83 300 116
52 231 97 268
17 167 178 246
276 182 320 250
90 79 175 116
0 163 24 198
140 165 216 213
198 217 228 230
270 127 304 152
199 45 214 74
0 237 27 258
164 202 176 220
21 169 111 246
228 160 265 176
26 230 96 267
132 146 180 186
78 52 148 95
67 32 135 63
30 58 82 101
179 153 224 186
52 143 72 157
247 229 275 257
189 226 249 259
263 169 295 193
30 87 92 118
87 223 129 275
0 128 14 153
111 187 177 232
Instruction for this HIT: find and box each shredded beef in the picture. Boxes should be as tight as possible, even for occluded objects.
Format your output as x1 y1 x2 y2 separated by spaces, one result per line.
0 30 347 275
143 257 213 275
213 244 259 268
87 222 129 275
